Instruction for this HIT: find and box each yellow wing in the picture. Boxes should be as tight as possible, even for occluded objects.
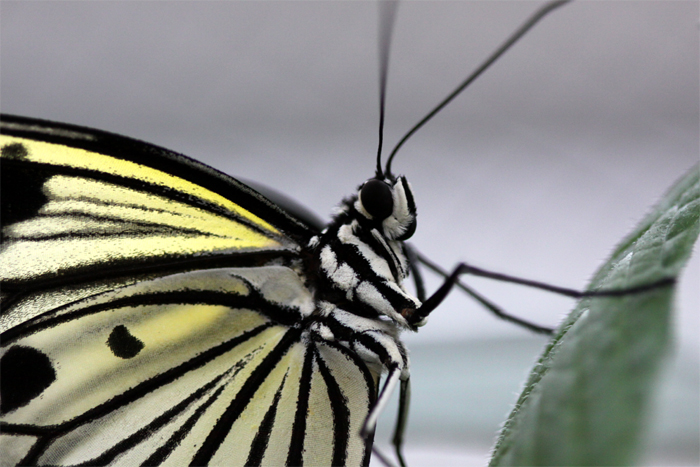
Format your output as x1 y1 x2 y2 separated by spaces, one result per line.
1 115 313 326
0 116 377 466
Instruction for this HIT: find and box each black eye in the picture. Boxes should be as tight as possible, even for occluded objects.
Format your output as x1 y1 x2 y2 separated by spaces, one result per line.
360 179 393 220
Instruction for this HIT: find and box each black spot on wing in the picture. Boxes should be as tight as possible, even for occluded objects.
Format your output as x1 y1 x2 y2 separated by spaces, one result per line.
107 325 145 359
27 324 276 467
0 147 49 232
1 142 29 160
0 345 56 414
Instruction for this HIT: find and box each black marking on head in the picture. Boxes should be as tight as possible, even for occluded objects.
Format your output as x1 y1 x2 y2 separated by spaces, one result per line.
360 179 394 221
395 219 416 241
399 177 416 217
107 325 145 359
0 345 57 414
395 176 417 241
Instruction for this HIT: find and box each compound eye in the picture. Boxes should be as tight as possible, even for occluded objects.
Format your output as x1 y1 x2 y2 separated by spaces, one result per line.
360 179 394 220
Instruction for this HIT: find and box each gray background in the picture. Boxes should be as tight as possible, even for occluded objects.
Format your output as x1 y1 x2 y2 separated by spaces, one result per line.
2 1 698 465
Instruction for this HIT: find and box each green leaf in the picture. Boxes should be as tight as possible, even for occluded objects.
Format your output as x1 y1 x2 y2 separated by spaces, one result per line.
489 165 700 466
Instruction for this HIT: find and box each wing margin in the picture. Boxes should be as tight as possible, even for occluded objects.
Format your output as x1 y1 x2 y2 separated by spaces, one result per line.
0 114 318 242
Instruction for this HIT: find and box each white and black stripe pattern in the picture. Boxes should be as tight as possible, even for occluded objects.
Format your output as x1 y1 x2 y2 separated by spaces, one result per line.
298 176 421 421
311 179 420 328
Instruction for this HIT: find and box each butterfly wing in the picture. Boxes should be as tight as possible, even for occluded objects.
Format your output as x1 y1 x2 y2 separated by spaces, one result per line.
0 115 377 466
1 114 313 310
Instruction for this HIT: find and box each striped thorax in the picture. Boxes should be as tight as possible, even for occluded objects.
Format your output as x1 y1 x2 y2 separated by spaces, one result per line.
305 176 421 379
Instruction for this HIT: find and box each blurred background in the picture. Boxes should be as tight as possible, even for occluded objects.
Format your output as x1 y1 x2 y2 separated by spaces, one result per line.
2 1 697 465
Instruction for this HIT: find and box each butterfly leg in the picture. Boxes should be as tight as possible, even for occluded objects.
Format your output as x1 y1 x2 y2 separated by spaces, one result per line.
413 253 555 334
408 250 675 329
405 244 426 302
365 374 410 467
391 377 410 467
361 364 403 439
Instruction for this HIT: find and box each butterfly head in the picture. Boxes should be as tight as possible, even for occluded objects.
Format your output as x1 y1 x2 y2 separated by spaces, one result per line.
355 176 416 241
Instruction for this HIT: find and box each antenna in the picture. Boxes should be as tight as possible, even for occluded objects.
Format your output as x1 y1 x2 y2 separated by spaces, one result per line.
375 0 399 179
384 0 571 175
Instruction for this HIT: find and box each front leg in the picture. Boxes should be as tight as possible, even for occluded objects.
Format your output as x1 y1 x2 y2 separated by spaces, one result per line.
408 253 676 329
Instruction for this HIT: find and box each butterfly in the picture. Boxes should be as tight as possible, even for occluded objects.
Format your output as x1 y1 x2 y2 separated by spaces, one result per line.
1 1 695 466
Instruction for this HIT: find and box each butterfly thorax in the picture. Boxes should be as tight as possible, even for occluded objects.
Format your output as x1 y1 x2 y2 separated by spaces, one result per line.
303 176 421 332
